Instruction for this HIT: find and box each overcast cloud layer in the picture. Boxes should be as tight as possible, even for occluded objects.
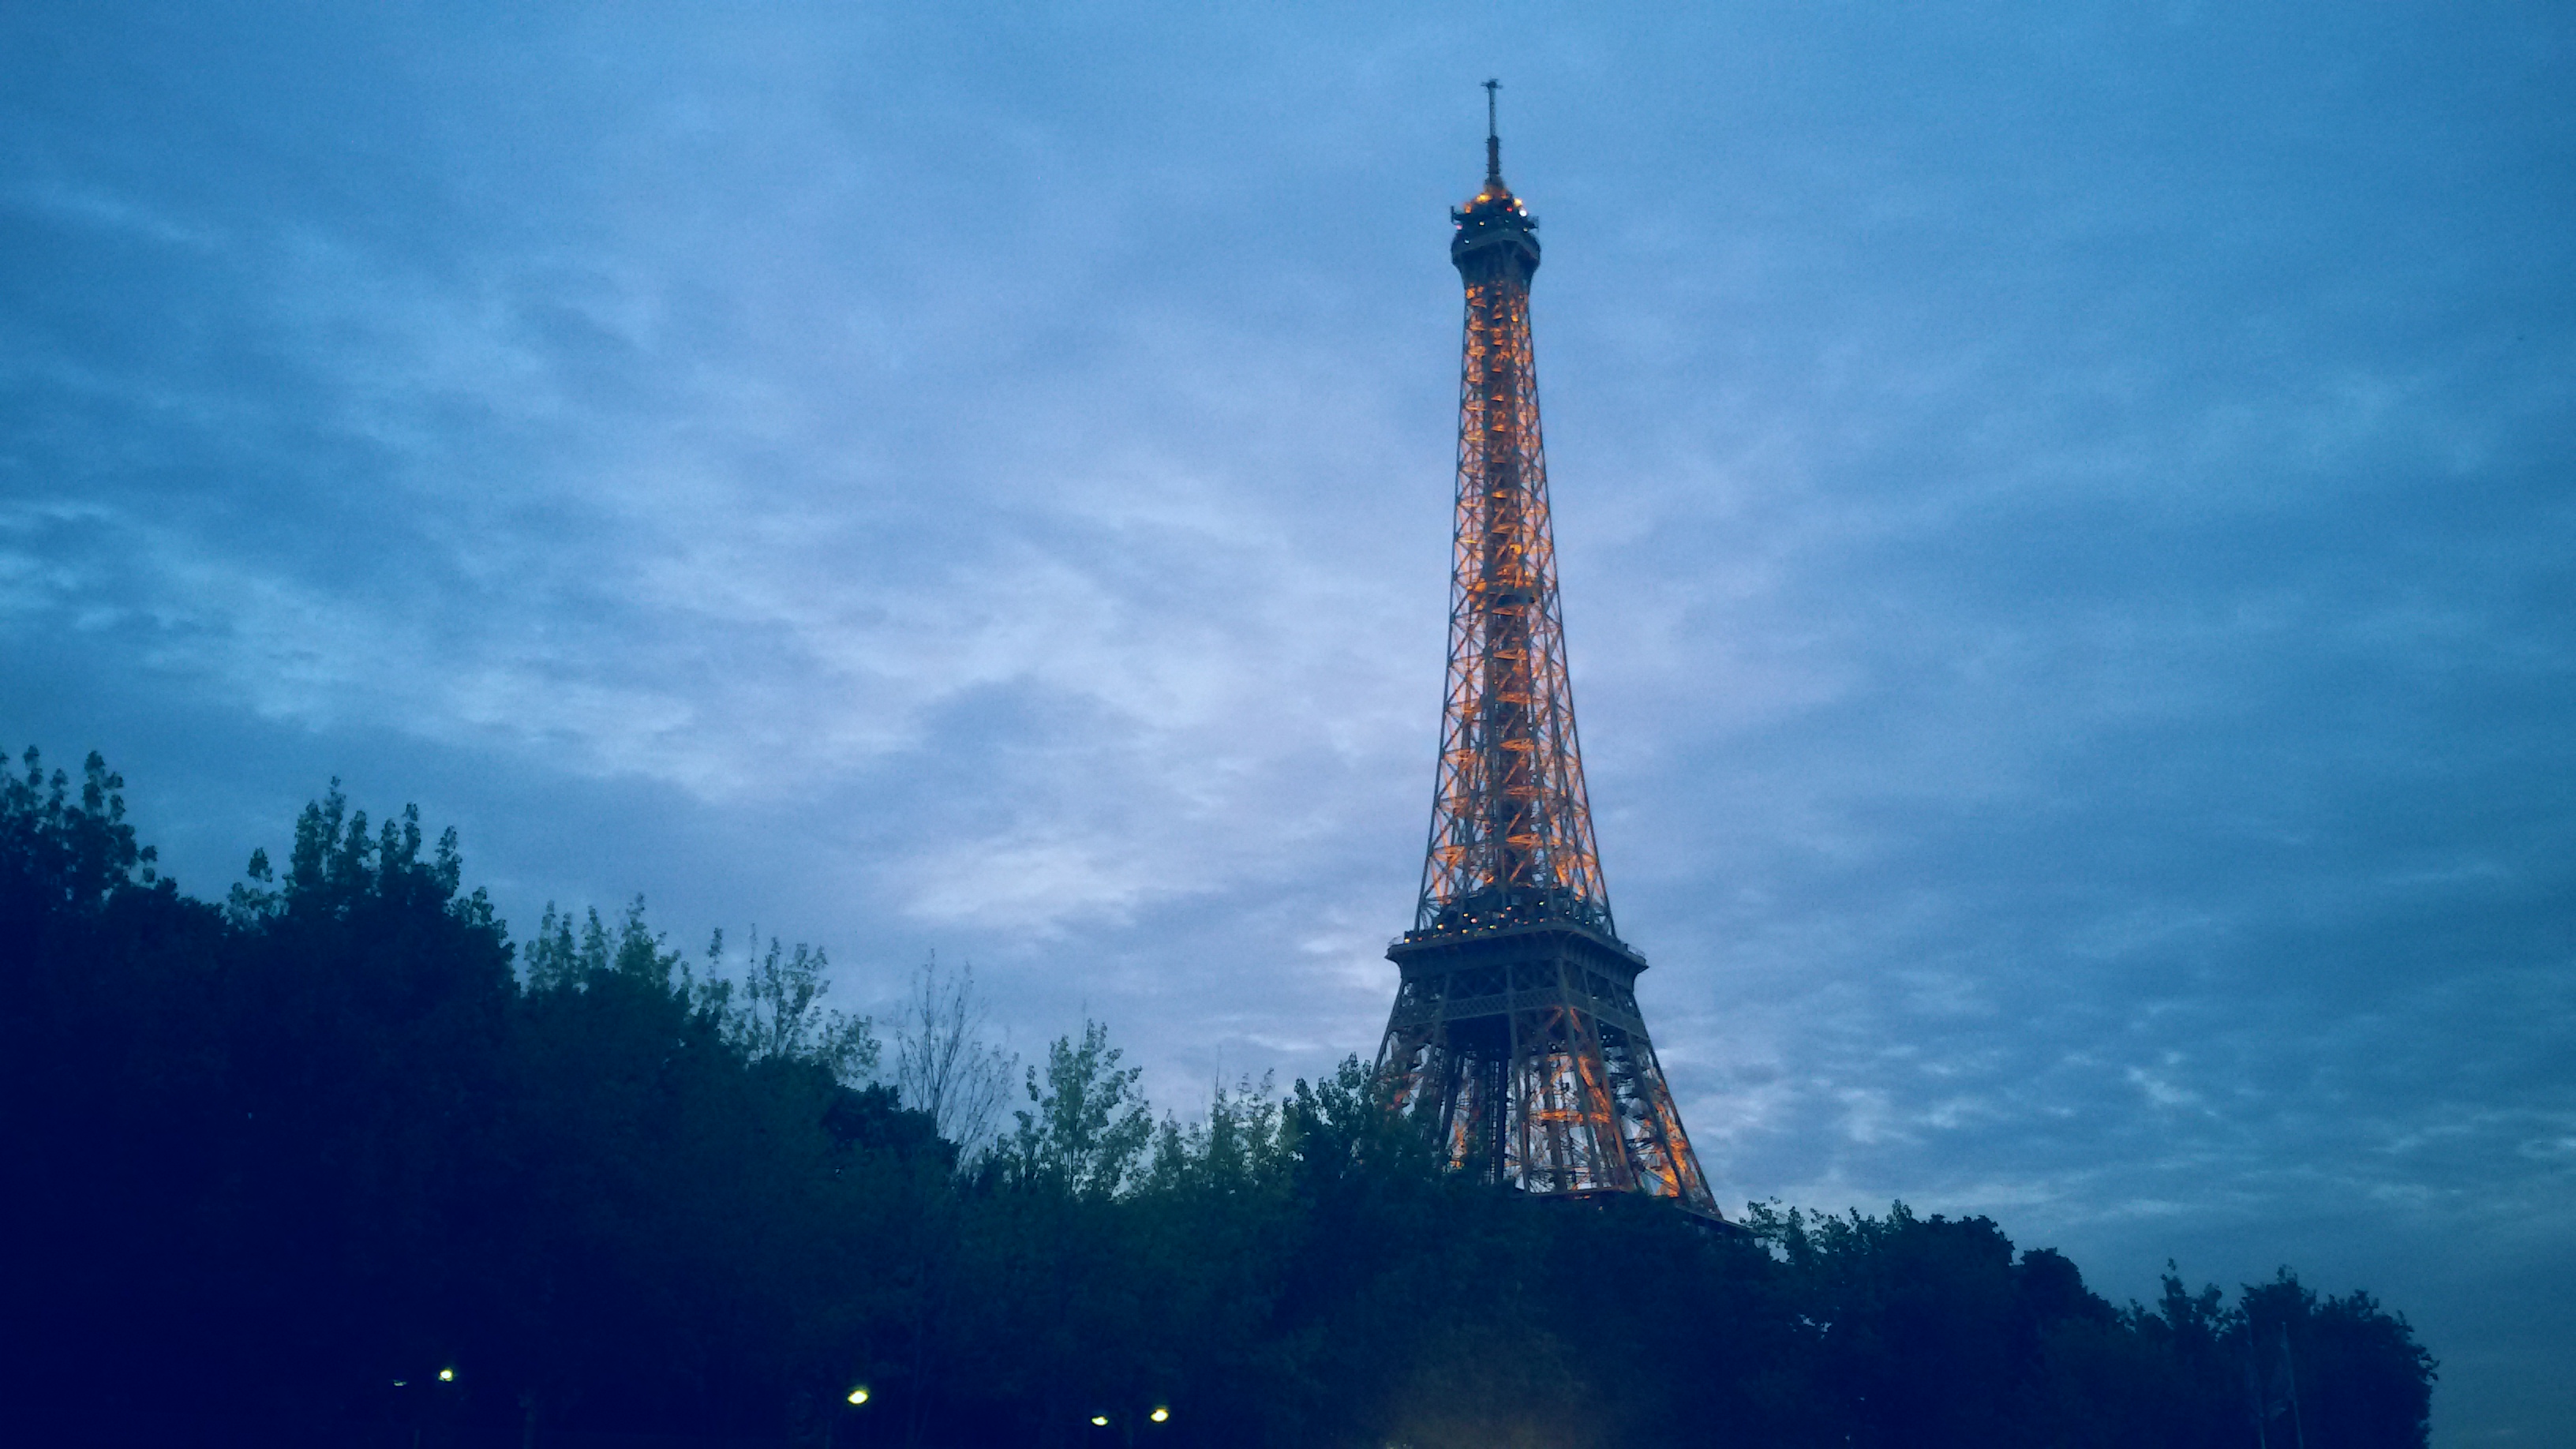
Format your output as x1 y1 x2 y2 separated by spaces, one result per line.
5 3 2570 1441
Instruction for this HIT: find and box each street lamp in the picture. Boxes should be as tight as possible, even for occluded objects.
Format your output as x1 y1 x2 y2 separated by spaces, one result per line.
846 1387 870 1406
1084 1406 1174 1441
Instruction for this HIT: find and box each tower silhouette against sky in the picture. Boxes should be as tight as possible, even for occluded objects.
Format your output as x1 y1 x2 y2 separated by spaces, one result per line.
1375 85 1721 1219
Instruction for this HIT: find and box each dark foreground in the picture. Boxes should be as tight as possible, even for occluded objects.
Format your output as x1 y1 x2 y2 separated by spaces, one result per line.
1 750 2435 1447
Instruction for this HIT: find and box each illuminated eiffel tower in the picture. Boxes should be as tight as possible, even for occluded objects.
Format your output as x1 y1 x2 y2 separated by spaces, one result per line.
1375 84 1721 1220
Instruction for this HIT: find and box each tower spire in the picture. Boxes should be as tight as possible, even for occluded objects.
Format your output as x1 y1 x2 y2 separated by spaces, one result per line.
1375 118 1723 1222
1483 78 1503 185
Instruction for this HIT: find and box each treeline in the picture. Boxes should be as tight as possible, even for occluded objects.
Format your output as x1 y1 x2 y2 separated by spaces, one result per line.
1 750 2435 1447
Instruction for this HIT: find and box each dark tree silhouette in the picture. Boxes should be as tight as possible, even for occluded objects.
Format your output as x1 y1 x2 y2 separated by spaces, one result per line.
0 747 2438 1448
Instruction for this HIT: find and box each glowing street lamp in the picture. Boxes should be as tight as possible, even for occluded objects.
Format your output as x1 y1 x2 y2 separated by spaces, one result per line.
845 1386 870 1406
1084 1406 1173 1439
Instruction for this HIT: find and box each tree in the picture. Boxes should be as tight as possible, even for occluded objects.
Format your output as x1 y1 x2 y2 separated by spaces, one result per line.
997 1020 1154 1198
713 927 879 1083
0 745 2454 1449
0 747 160 911
2240 1270 2436 1449
893 952 1017 1160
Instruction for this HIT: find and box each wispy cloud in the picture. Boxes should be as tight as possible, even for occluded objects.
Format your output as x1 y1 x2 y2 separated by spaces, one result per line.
5 2 2572 1437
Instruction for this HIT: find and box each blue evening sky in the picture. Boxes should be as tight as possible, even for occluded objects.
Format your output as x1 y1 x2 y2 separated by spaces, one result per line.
4 4 2568 1440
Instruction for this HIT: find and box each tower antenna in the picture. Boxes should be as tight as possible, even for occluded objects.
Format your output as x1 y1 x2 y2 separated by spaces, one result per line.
1483 78 1503 184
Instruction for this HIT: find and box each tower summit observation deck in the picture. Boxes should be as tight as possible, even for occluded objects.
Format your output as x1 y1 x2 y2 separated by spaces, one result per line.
1374 84 1721 1219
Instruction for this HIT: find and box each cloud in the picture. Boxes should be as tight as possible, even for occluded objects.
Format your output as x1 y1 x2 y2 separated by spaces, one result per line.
5 2 2573 1437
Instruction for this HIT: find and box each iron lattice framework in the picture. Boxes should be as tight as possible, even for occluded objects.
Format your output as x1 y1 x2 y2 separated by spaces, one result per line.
1376 88 1720 1219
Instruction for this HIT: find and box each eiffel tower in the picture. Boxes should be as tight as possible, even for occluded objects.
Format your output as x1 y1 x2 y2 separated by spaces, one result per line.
1375 84 1722 1220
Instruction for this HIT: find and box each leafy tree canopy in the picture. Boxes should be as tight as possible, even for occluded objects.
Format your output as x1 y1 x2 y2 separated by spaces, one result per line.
0 747 2436 1448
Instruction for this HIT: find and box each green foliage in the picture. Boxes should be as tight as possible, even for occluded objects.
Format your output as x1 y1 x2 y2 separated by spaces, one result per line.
719 929 880 1083
0 747 2440 1448
996 1019 1154 1197
2 746 159 907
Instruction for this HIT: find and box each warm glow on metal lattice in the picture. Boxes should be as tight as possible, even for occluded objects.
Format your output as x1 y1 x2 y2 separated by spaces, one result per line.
1372 92 1721 1221
1412 179 1610 942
